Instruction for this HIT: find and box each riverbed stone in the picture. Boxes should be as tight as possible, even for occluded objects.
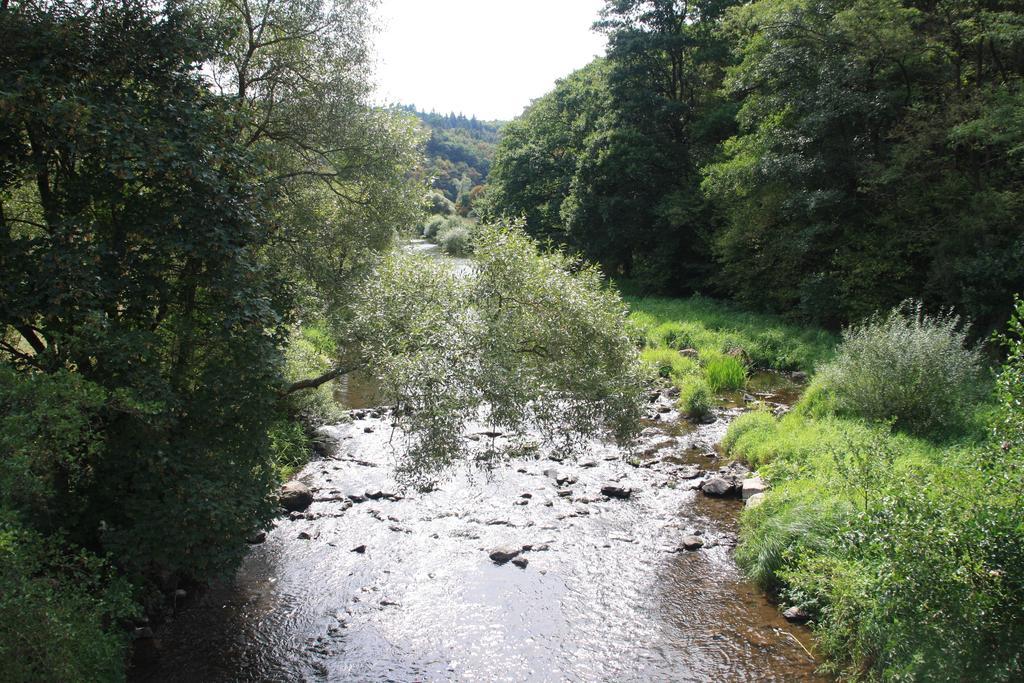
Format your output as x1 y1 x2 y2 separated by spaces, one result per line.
247 530 267 544
601 484 632 499
544 468 577 486
489 545 522 565
280 481 314 512
742 477 767 501
783 606 811 623
680 535 704 551
677 465 704 479
700 476 735 497
511 557 529 569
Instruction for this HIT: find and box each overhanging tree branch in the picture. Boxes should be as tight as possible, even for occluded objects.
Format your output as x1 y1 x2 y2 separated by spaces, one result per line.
281 360 366 395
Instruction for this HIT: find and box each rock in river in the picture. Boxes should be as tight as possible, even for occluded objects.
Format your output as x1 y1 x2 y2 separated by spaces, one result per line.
544 469 577 486
783 606 811 624
489 545 522 565
280 481 313 512
601 484 633 499
680 535 704 551
700 476 735 497
511 557 529 569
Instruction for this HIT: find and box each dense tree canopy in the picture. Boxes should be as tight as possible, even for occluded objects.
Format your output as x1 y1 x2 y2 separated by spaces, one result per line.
489 0 1024 330
705 0 1024 328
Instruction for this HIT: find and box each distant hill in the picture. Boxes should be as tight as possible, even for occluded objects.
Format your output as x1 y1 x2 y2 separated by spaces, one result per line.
399 105 503 212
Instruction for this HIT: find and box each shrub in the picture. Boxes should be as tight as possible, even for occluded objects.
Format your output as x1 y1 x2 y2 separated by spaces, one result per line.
704 352 747 392
816 301 984 435
0 522 136 682
422 214 446 239
424 190 456 216
677 376 713 419
437 219 473 256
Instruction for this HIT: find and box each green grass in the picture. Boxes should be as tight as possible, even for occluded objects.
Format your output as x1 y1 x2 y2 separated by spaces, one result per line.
723 395 1019 680
625 294 837 372
703 352 747 392
640 347 700 380
676 375 713 419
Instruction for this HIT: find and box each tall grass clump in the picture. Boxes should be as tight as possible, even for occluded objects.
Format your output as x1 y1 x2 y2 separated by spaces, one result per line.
703 352 747 392
676 376 712 419
640 347 699 380
816 301 984 435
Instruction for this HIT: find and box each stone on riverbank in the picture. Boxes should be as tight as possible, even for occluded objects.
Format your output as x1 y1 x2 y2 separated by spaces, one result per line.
280 481 313 512
745 493 766 509
742 477 767 501
783 606 811 623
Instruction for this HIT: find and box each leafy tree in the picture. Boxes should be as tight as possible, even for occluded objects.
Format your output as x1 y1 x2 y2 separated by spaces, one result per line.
704 0 1024 329
350 223 645 487
205 0 425 319
489 1 738 292
1 0 289 584
488 59 613 246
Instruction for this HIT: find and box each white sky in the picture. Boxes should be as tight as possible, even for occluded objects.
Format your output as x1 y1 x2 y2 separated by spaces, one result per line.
372 0 607 121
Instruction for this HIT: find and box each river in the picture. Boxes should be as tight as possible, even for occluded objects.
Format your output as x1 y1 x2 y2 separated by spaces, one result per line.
133 240 821 682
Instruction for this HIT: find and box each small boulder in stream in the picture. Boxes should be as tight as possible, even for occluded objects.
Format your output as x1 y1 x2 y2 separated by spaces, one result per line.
680 535 704 551
280 481 313 512
544 469 577 486
700 476 735 497
511 557 529 569
783 606 811 624
489 545 522 565
601 484 633 499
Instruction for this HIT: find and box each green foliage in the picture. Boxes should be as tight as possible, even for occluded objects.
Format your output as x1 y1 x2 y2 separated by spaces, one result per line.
400 107 503 205
436 219 474 256
703 352 747 392
350 222 645 486
725 302 1024 680
267 419 312 482
735 480 853 591
704 0 1024 330
676 376 713 419
0 521 136 682
627 295 836 372
422 214 447 239
640 347 699 380
814 302 985 435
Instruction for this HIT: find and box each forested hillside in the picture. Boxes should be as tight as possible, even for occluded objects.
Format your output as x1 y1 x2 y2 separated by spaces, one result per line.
487 0 1024 331
400 106 502 215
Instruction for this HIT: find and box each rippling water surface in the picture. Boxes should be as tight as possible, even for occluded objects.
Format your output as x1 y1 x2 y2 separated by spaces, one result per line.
135 379 820 682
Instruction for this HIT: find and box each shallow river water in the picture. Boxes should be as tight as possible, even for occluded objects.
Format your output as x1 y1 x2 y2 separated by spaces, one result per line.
135 387 820 682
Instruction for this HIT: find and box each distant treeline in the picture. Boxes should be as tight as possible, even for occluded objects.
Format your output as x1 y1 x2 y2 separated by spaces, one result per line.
399 105 502 207
486 0 1024 332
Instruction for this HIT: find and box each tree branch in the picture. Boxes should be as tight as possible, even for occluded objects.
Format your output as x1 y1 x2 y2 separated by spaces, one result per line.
281 361 366 396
